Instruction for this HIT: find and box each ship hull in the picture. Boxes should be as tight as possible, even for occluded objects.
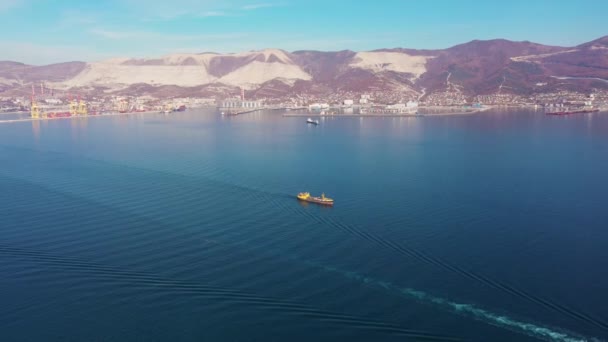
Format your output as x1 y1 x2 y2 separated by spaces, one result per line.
46 112 72 118
546 109 599 115
297 197 334 206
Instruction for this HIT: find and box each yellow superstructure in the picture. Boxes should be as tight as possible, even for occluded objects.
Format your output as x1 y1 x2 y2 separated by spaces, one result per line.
297 192 311 200
77 99 88 115
69 99 78 116
30 100 41 119
163 103 173 113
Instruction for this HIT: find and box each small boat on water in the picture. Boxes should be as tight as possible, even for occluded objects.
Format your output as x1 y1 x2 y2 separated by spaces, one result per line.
297 192 334 206
307 118 319 125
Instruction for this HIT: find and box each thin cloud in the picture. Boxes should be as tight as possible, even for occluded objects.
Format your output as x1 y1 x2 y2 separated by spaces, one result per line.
0 41 114 65
241 3 281 10
89 28 248 41
122 0 219 21
89 29 135 40
0 0 23 12
199 3 281 18
199 11 232 17
58 9 98 28
121 1 281 21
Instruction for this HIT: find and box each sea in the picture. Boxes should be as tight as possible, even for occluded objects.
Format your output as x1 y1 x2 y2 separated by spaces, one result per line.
1 109 607 342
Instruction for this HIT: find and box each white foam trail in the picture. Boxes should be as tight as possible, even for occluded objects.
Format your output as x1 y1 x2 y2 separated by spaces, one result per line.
308 262 602 342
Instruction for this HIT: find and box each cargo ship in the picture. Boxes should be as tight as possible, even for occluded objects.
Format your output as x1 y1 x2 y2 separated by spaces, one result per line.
546 108 599 115
297 192 334 206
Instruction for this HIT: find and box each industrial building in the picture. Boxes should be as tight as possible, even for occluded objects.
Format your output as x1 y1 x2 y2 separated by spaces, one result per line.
220 99 263 109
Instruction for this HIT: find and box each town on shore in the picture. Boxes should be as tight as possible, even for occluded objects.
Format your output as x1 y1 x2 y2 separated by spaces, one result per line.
2 87 608 119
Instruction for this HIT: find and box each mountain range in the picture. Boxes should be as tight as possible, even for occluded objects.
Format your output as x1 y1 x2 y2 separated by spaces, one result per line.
1 36 607 99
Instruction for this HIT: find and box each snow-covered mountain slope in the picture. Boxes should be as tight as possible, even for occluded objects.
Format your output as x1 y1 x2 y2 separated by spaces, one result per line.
58 49 311 89
348 51 432 79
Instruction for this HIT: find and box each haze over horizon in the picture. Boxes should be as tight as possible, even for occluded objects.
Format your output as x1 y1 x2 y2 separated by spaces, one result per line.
1 0 608 65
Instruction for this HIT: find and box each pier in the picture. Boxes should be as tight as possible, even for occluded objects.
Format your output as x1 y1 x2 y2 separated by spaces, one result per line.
283 107 487 118
222 108 263 116
283 113 422 118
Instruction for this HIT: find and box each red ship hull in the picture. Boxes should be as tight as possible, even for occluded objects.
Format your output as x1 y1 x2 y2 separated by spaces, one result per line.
46 112 72 118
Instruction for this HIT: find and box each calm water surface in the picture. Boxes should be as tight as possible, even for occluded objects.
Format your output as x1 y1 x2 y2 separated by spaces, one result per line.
1 109 607 342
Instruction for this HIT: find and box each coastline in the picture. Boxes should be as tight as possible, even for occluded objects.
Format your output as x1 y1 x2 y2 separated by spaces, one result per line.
283 107 489 118
0 110 163 124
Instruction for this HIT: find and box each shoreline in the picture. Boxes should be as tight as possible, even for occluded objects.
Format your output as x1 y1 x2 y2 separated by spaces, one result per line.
283 108 488 118
0 110 163 124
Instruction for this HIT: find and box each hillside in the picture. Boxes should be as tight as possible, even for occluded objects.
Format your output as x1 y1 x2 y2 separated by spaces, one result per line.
1 36 607 98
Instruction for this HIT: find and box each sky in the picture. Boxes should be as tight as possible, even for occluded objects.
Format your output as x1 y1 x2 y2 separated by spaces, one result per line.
1 0 607 64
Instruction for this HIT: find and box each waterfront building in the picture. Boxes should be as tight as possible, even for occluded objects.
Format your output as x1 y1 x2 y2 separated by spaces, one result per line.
220 98 263 109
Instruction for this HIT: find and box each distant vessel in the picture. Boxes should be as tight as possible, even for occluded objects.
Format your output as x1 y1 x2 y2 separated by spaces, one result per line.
297 192 334 206
546 108 599 115
307 118 319 125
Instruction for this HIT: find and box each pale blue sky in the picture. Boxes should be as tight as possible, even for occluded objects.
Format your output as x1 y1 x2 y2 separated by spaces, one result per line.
1 0 607 64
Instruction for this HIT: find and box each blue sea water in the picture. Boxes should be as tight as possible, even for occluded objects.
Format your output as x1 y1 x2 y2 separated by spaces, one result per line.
1 109 607 342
